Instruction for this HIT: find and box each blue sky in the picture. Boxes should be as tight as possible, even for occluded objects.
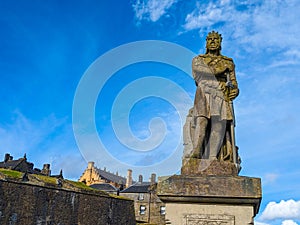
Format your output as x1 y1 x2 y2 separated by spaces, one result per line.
1 0 300 224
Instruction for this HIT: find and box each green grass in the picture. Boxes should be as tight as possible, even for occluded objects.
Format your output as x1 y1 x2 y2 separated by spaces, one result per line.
0 168 23 179
0 169 129 200
67 180 98 191
32 174 57 184
109 193 132 200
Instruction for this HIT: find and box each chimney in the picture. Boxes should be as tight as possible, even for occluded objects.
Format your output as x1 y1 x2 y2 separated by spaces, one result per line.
41 164 51 176
4 153 10 163
87 161 95 169
150 173 156 184
138 175 143 183
86 162 95 185
126 169 132 188
59 169 63 179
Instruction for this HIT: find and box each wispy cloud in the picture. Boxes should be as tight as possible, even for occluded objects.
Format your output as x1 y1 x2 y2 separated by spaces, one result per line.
132 0 177 22
98 106 184 172
263 173 279 185
183 0 234 31
0 111 85 179
0 111 66 155
182 0 300 55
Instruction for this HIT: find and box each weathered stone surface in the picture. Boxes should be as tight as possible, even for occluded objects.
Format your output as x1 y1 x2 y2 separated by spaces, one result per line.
0 180 136 225
185 31 240 164
157 174 261 224
157 174 261 214
181 158 239 176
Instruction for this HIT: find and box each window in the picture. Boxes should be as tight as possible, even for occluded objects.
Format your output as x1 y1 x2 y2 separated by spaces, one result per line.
140 205 146 215
138 193 144 200
160 206 166 215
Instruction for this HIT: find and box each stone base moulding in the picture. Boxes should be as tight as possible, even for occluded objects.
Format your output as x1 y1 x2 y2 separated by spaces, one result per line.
157 175 262 225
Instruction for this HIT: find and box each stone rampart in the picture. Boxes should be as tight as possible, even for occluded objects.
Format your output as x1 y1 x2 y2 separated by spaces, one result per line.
0 180 135 225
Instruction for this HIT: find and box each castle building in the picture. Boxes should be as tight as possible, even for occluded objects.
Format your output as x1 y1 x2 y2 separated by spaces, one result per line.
78 161 131 189
79 162 166 225
120 174 165 225
0 153 60 178
0 153 34 173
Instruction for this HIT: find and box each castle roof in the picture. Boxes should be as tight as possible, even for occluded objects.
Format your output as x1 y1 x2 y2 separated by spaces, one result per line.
0 153 62 177
0 158 24 169
90 183 118 192
0 156 34 173
96 168 127 184
121 181 152 193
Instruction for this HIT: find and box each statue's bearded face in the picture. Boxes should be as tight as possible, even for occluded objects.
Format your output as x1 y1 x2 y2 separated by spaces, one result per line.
206 35 221 51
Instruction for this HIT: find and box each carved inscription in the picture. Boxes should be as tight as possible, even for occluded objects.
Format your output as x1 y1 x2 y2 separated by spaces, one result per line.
183 214 235 225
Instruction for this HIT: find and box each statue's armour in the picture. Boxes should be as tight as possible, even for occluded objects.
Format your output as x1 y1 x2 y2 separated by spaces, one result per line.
192 54 237 120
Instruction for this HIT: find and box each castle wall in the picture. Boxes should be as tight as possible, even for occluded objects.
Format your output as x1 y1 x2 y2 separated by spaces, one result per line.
0 180 135 225
121 192 165 225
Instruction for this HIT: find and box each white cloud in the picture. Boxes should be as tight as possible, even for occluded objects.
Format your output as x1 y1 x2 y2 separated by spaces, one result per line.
133 0 177 22
184 1 233 30
260 200 300 221
282 220 299 225
255 222 270 225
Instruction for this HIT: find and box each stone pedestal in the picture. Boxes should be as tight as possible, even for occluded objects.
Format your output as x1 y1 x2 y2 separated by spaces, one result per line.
181 158 239 176
157 160 261 225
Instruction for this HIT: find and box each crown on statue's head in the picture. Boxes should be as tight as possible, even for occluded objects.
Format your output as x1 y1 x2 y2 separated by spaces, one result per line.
206 31 222 42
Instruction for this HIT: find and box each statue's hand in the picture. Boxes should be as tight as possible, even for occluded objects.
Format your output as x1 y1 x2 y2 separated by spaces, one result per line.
228 88 239 100
214 67 227 76
214 61 230 76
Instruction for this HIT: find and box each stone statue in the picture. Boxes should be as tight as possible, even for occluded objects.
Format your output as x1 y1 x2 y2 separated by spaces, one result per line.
183 31 239 165
159 34 261 222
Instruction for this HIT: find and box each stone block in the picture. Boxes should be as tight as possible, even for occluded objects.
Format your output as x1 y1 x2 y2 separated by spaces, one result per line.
181 158 239 176
157 175 262 225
